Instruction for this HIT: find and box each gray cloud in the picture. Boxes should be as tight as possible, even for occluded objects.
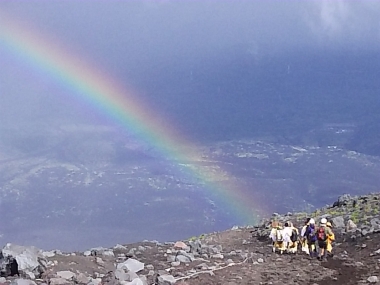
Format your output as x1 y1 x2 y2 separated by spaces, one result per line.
0 1 379 131
304 0 380 49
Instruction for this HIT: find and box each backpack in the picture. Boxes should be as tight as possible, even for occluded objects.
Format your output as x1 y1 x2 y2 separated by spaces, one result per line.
275 229 283 242
290 229 298 242
317 226 327 241
306 225 316 242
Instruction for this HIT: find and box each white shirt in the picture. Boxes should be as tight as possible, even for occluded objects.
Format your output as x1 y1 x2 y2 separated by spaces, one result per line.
301 225 307 237
282 226 293 243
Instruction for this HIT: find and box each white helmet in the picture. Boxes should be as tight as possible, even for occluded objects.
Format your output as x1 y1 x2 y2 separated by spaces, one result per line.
309 218 315 224
321 218 327 224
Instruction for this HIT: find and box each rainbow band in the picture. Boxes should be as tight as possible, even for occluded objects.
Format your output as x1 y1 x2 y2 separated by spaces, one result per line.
0 12 262 225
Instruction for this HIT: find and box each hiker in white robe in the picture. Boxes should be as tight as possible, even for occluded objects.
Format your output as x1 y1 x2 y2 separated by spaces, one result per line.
282 222 293 252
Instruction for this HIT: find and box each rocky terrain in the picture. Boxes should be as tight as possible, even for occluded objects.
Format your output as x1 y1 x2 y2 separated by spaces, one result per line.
1 193 380 285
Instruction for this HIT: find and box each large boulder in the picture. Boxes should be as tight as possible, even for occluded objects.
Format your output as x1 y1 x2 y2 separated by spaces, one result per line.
331 216 345 229
1 244 47 279
332 194 352 207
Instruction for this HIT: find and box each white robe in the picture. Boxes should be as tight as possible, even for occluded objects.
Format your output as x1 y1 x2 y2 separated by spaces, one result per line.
282 227 293 243
269 228 279 242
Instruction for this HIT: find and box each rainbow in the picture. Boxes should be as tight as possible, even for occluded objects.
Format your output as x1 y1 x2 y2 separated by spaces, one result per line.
0 12 264 225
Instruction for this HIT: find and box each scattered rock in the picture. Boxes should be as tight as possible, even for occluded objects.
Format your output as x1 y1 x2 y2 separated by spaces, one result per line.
117 258 144 273
56 270 75 280
158 275 176 285
367 276 378 283
1 193 379 285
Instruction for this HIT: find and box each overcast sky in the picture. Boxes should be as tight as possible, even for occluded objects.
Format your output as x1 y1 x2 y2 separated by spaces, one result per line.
1 0 379 141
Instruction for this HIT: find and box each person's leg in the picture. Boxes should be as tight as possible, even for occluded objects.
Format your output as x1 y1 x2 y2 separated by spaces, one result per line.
322 243 327 260
308 242 315 257
303 239 310 255
311 243 316 257
317 243 322 260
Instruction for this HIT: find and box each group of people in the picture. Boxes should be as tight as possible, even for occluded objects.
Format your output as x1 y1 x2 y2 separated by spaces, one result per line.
269 217 335 261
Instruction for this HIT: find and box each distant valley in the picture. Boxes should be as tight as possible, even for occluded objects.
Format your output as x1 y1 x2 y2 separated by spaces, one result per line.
1 122 379 251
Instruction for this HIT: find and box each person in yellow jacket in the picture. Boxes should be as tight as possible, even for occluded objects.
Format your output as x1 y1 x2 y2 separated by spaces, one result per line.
326 221 335 256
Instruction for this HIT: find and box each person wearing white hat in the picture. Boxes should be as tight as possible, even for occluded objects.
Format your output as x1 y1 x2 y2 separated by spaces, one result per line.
303 218 317 257
316 218 333 261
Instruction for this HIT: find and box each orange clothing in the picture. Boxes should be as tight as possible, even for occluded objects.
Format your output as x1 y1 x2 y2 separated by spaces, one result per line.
327 231 335 252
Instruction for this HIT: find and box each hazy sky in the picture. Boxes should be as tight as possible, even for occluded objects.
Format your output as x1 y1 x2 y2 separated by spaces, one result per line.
1 0 379 141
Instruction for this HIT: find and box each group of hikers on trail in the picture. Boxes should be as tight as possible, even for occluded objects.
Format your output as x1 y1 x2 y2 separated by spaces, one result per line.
269 217 335 261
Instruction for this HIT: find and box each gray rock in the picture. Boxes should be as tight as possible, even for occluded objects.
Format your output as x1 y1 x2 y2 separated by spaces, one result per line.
212 253 224 259
367 276 378 283
75 273 89 284
195 263 208 270
2 244 47 278
147 270 155 276
114 244 127 250
49 278 70 285
175 254 192 263
146 264 154 270
346 219 357 231
25 272 36 280
166 255 176 262
320 214 332 219
125 271 139 282
114 268 128 281
175 251 194 263
56 270 75 280
371 218 380 227
117 258 144 273
42 251 55 258
338 194 351 204
10 279 37 285
101 250 115 257
127 278 145 285
137 246 145 252
88 278 102 285
188 240 202 254
361 228 371 236
331 216 345 228
157 275 176 285
214 245 223 253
